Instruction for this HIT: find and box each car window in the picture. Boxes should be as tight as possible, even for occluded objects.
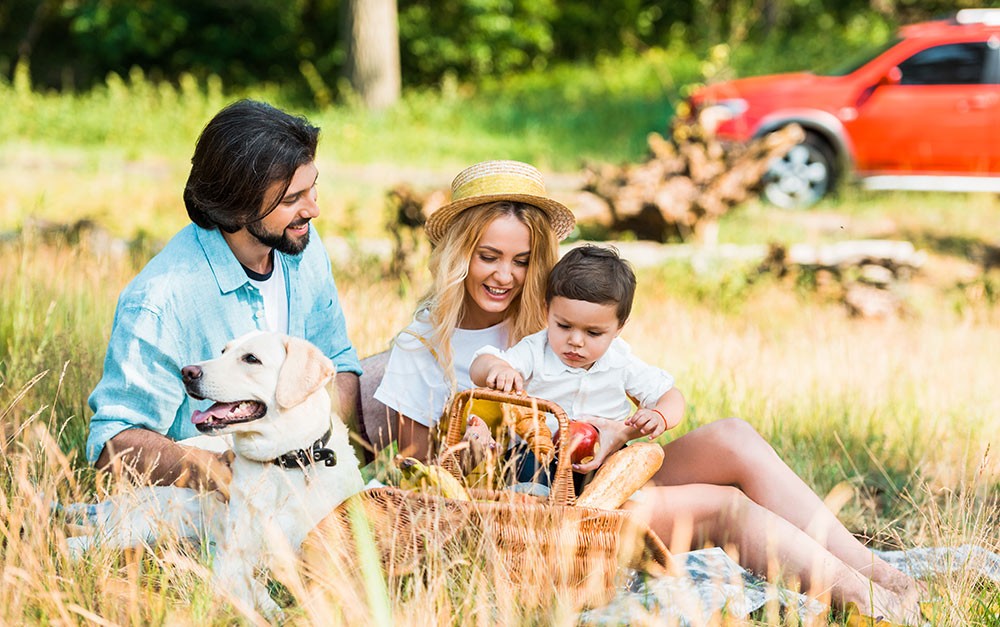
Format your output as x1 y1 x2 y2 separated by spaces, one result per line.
819 38 901 76
898 42 989 85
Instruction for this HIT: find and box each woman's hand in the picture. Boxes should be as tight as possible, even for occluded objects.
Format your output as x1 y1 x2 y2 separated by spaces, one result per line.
569 415 637 473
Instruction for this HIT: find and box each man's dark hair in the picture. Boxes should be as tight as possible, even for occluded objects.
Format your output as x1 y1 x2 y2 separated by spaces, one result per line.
546 245 636 325
183 100 319 233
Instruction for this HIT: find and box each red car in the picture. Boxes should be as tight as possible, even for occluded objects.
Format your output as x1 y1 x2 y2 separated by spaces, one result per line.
688 9 1000 207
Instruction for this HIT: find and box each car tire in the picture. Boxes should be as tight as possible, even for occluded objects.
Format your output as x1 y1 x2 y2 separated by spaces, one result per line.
762 133 837 209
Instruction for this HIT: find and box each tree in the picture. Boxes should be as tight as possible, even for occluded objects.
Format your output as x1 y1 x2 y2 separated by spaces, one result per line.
343 0 400 110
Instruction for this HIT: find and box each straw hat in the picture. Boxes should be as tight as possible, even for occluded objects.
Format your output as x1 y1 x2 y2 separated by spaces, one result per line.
424 160 577 245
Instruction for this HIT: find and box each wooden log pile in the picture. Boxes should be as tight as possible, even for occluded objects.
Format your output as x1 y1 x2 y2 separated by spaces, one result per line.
758 240 927 319
578 118 805 244
384 183 446 279
561 238 927 319
1 216 149 259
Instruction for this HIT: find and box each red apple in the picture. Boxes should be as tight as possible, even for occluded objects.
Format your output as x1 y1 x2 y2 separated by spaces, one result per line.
553 421 601 464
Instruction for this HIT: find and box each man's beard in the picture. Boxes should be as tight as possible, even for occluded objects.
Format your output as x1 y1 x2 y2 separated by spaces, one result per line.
247 220 310 255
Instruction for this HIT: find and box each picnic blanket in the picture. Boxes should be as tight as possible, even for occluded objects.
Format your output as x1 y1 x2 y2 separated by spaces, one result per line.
582 544 1000 625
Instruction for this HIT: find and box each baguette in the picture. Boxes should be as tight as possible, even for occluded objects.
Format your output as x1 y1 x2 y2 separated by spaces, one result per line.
575 441 664 510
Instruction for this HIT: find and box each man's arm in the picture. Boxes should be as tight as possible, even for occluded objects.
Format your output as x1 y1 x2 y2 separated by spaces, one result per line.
336 371 360 422
96 428 233 498
334 371 372 463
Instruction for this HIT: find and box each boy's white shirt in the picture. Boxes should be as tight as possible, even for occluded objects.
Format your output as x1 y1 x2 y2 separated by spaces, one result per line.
473 329 674 435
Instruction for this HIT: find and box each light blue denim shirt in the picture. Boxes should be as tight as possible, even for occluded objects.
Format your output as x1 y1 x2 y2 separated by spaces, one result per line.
85 223 362 463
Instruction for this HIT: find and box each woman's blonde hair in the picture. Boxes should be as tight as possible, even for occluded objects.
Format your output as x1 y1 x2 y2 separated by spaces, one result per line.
415 201 558 388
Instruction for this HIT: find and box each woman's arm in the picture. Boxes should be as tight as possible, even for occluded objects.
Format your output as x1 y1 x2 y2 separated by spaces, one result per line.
396 413 433 461
367 330 441 462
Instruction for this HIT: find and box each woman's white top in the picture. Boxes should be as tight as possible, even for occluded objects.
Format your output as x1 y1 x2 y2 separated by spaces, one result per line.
374 317 508 427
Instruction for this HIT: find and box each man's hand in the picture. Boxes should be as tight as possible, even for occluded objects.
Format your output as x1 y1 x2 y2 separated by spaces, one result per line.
97 428 234 499
178 446 234 500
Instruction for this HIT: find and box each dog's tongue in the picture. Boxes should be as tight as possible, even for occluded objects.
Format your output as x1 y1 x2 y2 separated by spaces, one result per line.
191 401 240 425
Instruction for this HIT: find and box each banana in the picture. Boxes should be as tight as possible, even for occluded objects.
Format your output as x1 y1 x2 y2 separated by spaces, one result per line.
396 457 471 501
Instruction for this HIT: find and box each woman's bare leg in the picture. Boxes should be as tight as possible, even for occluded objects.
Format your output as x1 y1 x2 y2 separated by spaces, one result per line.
626 483 918 622
652 418 920 603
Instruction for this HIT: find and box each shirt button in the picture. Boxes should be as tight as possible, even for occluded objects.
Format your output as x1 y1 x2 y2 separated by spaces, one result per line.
254 311 264 320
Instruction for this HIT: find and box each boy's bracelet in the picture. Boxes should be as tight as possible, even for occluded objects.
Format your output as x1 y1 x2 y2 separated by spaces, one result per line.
651 408 668 431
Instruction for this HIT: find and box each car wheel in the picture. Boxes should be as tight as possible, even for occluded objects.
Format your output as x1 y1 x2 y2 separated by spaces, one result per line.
762 134 836 209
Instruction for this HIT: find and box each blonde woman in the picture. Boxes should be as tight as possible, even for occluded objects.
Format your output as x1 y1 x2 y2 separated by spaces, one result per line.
368 160 922 625
373 161 571 461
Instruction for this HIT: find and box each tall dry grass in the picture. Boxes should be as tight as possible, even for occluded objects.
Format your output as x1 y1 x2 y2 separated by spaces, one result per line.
2 232 998 624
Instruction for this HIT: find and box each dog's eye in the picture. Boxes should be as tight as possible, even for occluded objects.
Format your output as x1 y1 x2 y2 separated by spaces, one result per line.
242 353 261 364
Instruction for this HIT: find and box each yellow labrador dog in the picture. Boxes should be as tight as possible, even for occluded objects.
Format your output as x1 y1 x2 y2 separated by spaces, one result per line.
68 331 364 618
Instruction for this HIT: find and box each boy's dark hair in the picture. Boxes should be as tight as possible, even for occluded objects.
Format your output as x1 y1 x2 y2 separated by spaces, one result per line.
546 245 636 325
183 99 319 233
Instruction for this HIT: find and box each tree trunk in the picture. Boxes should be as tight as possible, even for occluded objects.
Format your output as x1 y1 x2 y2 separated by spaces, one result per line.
15 0 53 71
761 0 783 35
343 0 401 110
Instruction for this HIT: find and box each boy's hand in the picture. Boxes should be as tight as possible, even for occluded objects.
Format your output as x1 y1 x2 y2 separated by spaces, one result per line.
485 364 524 394
625 408 668 440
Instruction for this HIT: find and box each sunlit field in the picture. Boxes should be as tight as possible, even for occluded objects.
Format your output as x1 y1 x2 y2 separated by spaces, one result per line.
2 78 999 624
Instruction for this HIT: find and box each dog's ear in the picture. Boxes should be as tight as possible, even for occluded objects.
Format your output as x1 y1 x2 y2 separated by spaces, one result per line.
276 336 336 409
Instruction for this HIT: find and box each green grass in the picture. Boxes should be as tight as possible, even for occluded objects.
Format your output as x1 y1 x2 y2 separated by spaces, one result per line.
1 46 689 170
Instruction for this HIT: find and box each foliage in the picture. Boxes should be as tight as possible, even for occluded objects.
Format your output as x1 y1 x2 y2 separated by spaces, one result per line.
2 0 991 96
0 46 687 171
0 63 232 155
398 0 558 85
64 0 303 85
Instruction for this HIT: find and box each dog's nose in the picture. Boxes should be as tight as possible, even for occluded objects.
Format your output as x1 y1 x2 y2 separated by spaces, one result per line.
181 365 203 384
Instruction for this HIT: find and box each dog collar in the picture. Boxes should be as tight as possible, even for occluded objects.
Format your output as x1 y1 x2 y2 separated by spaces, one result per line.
272 428 337 470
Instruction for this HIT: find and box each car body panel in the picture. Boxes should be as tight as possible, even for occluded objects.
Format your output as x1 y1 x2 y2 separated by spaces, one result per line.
688 13 1000 202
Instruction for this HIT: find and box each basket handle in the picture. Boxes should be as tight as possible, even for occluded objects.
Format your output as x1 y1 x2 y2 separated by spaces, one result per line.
444 388 575 507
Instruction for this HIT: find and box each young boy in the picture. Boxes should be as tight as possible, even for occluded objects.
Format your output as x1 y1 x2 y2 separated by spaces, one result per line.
470 244 684 451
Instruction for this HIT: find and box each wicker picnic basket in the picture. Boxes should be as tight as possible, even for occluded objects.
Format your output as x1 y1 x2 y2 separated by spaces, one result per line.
302 389 671 610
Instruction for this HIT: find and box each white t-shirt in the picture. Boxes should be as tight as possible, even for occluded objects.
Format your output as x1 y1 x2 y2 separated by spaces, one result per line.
474 329 674 435
247 253 288 333
374 316 508 427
